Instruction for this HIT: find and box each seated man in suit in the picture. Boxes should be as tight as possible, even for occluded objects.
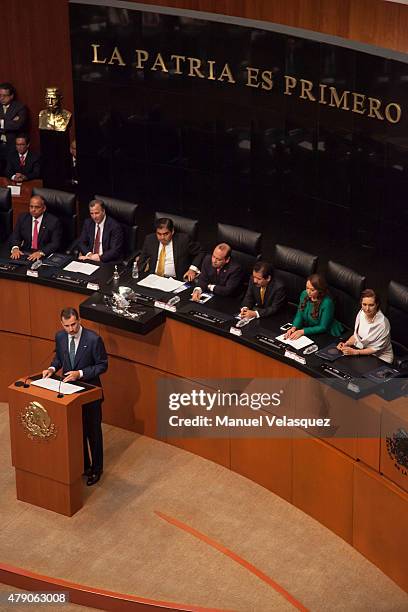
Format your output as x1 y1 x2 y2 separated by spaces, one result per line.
77 199 124 263
6 133 41 182
240 261 286 319
9 194 62 262
42 307 108 486
192 243 243 299
139 217 203 281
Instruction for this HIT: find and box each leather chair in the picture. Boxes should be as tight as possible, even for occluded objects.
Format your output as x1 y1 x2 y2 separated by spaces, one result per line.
273 244 318 305
0 187 12 243
32 187 77 251
326 261 366 330
217 223 262 276
155 211 198 241
95 195 139 264
387 281 408 367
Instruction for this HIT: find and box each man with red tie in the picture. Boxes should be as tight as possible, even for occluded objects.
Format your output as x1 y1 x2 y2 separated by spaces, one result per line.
5 133 41 182
77 199 123 263
9 195 62 262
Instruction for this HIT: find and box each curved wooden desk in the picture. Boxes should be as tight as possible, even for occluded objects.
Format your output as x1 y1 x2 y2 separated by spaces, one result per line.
0 277 407 592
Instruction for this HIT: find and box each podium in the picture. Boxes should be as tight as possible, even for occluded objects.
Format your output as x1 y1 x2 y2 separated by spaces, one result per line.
8 376 102 516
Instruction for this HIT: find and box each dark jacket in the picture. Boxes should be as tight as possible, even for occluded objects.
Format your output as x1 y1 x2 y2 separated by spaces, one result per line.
6 150 41 181
9 211 62 255
139 232 204 280
242 277 287 318
0 100 27 146
51 327 108 386
198 255 243 297
78 216 124 263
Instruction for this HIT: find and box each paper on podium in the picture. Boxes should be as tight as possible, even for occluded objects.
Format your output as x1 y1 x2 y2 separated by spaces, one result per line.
63 261 99 275
31 378 84 395
137 274 184 292
10 185 21 196
275 333 314 350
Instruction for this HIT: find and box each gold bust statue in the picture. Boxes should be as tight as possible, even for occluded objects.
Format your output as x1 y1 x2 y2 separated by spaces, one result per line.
39 87 71 132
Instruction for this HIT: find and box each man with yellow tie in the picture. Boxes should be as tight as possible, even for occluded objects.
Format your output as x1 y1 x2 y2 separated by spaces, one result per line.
240 261 286 320
139 217 203 281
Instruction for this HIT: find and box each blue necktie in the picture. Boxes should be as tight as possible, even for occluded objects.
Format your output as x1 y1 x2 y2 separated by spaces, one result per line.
69 336 76 369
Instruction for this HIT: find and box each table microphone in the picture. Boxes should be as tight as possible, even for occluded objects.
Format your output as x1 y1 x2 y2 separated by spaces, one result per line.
57 350 70 398
14 376 30 388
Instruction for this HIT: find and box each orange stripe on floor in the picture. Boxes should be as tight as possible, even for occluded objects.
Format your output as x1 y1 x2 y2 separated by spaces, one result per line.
155 511 309 612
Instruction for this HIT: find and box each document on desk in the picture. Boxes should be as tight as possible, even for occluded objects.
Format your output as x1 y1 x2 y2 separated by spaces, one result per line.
137 274 184 292
9 185 21 196
31 378 84 395
275 333 314 350
63 261 99 276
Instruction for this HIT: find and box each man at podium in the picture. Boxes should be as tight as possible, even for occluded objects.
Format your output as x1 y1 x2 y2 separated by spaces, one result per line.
43 307 108 486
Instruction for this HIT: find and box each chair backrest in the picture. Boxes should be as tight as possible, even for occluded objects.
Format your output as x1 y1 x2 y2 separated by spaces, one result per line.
0 187 12 242
217 223 262 276
387 280 408 350
32 187 77 249
273 244 318 305
95 195 139 258
326 261 366 330
155 211 198 241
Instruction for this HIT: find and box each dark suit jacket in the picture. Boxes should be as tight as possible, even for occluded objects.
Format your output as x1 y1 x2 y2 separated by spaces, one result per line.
0 100 27 146
198 255 243 297
139 232 204 280
6 150 41 180
9 211 62 256
78 216 124 263
242 277 287 318
51 327 108 387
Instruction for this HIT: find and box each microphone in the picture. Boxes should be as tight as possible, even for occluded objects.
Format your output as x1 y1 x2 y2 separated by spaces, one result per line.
14 375 30 388
57 349 70 398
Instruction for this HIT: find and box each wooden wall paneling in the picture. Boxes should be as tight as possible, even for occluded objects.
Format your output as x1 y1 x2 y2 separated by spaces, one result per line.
356 394 382 472
99 322 169 372
380 397 408 493
292 437 354 543
2 0 74 152
231 436 293 502
29 285 99 340
137 0 408 52
0 332 31 402
29 337 55 376
0 279 30 335
353 462 408 593
101 357 163 436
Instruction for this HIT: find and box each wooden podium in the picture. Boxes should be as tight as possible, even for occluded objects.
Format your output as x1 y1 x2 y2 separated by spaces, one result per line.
8 377 102 516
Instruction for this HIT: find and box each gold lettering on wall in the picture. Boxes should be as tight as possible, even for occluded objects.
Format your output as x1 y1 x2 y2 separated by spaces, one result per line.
218 63 235 83
88 44 403 124
91 44 107 64
151 53 168 72
385 103 401 123
108 47 126 66
329 88 350 110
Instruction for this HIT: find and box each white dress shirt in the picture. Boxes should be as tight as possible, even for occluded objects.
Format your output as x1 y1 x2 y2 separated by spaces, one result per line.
86 214 106 256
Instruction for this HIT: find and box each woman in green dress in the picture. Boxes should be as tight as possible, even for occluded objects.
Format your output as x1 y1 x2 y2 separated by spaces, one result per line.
284 274 343 340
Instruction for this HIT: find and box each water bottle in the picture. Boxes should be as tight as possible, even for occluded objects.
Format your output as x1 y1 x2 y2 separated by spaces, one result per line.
167 295 180 308
132 260 139 280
